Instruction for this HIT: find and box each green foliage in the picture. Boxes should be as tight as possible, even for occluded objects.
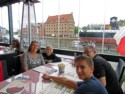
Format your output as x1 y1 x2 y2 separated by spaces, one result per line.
6 30 9 34
74 26 78 34
14 32 18 34
118 19 125 26
82 25 90 32
6 29 19 34
82 26 88 32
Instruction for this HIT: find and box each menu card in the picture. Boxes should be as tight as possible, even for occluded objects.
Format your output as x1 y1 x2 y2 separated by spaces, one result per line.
42 81 74 94
32 65 57 74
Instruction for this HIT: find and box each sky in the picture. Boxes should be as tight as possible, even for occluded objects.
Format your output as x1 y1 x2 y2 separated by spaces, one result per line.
0 0 125 31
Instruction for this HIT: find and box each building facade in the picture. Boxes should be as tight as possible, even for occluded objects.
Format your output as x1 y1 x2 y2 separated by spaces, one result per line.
21 13 75 40
45 13 75 37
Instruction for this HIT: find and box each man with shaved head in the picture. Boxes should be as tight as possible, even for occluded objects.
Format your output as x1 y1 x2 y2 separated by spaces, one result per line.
83 45 123 94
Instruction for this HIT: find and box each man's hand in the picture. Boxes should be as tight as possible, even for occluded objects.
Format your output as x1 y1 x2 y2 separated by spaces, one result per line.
47 60 52 63
42 73 50 80
42 73 77 90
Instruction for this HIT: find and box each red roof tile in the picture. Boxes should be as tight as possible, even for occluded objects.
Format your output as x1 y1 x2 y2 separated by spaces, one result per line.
46 13 74 23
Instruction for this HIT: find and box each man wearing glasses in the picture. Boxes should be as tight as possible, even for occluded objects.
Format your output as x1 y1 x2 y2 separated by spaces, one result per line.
83 45 123 94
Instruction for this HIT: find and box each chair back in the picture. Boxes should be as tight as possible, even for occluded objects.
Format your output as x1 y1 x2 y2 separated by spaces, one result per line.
13 56 22 75
0 61 4 82
116 59 125 85
0 60 8 82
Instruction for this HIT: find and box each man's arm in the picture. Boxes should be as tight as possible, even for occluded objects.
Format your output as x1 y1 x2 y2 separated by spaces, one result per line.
42 73 78 89
94 60 107 87
52 54 62 62
99 77 106 87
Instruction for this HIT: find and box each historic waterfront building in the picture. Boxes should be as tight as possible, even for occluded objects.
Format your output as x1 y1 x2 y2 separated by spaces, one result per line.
45 13 75 38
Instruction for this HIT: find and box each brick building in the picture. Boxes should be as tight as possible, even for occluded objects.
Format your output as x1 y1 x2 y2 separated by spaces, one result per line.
45 13 75 37
21 13 75 39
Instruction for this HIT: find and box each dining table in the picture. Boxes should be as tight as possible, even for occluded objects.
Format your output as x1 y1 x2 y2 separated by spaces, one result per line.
0 55 80 94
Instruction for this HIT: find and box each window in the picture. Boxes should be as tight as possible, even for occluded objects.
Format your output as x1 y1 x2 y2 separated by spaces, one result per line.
5 0 125 56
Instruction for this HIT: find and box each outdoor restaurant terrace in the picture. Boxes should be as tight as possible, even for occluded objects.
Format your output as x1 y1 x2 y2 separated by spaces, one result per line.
0 0 125 94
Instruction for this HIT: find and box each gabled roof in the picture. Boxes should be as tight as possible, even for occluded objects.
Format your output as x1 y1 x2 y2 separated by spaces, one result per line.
46 13 74 24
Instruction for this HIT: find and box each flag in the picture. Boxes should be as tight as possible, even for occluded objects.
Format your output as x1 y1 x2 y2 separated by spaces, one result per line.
114 27 125 55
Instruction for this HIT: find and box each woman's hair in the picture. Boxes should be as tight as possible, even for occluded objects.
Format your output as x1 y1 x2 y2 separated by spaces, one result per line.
74 55 94 67
28 40 40 53
12 39 21 50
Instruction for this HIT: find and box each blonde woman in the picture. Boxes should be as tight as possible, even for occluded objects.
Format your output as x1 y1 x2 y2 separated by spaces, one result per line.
21 40 45 72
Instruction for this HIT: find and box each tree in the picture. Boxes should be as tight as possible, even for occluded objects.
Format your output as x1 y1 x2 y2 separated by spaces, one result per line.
82 26 88 32
82 25 90 32
74 26 78 34
118 19 125 26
